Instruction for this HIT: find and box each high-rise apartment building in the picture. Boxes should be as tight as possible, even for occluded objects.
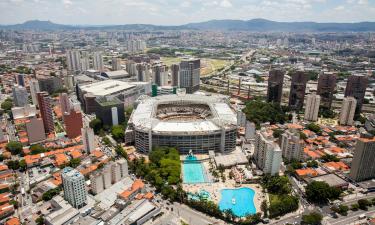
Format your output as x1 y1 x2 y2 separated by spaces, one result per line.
80 56 90 72
90 172 104 195
37 92 54 133
81 125 95 153
66 50 81 72
64 109 83 139
281 129 303 161
349 137 375 182
317 72 336 109
179 59 200 94
171 64 180 87
267 69 285 104
17 74 25 87
304 93 321 122
111 162 122 184
38 77 63 95
136 63 151 82
112 58 122 71
12 85 28 107
339 97 357 126
103 164 112 189
93 52 104 71
29 79 40 106
61 167 87 208
288 71 308 110
254 129 282 175
152 64 168 86
344 75 368 114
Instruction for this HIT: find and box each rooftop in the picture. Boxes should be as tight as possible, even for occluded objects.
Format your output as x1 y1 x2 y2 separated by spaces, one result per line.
80 80 135 97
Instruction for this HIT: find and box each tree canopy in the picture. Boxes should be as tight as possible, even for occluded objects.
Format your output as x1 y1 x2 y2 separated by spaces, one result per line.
6 141 23 155
111 125 125 142
305 181 342 204
301 212 323 225
89 118 102 134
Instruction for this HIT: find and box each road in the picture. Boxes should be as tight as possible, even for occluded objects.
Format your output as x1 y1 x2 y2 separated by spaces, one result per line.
325 206 375 225
173 202 227 225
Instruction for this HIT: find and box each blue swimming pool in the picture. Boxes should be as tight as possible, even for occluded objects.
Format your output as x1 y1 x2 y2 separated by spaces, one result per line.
183 155 206 183
219 187 256 217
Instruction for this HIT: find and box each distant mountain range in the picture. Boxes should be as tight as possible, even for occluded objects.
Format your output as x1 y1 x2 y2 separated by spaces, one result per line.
2 19 375 32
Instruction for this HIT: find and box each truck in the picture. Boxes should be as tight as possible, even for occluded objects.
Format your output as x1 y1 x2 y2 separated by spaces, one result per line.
358 214 366 220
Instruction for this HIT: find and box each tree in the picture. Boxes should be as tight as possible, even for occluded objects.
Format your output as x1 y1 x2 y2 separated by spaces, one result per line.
111 125 125 142
36 216 44 225
305 181 342 204
1 99 13 111
301 212 323 225
19 159 27 171
269 194 299 218
273 129 283 138
6 141 23 155
299 132 307 140
6 160 20 170
89 118 102 134
30 144 46 155
115 145 128 159
262 175 291 195
331 204 348 216
69 158 81 168
307 123 321 134
306 160 318 168
321 154 339 162
351 203 359 211
358 199 370 210
42 187 61 201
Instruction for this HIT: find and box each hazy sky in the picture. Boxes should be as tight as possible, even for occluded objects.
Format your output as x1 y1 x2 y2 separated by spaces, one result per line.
1 0 375 25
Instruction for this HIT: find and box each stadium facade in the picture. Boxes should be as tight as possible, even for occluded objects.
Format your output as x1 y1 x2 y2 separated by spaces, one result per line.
126 93 238 154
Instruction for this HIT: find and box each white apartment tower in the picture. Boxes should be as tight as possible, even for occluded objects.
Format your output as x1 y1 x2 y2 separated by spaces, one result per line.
12 85 29 107
93 52 104 71
118 159 128 178
111 162 122 183
80 56 90 72
66 50 81 72
103 164 112 189
304 93 321 122
90 172 104 195
112 58 122 71
281 129 303 161
61 167 87 208
81 126 95 153
254 129 282 175
29 79 40 106
339 97 357 126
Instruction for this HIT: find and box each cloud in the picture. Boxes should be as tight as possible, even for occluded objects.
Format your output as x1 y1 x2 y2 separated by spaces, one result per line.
219 0 232 8
334 5 345 11
358 0 368 5
62 0 73 8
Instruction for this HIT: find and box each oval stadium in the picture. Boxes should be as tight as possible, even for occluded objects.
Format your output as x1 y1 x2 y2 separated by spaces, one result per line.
126 93 238 154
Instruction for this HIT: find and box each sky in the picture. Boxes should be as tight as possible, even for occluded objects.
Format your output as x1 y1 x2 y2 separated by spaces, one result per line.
0 0 375 25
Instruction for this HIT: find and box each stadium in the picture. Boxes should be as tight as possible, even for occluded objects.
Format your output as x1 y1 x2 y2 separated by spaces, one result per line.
126 93 238 154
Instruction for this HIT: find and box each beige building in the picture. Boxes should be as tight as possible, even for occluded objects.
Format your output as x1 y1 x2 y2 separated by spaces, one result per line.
349 137 375 182
90 172 104 195
26 117 46 144
339 97 357 125
281 129 304 161
254 129 282 175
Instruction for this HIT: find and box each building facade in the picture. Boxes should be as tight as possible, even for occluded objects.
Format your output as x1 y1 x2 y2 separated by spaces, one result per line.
29 79 40 106
317 72 336 109
349 137 375 182
12 85 28 107
339 97 357 126
81 126 95 153
171 64 180 87
288 71 308 110
37 92 54 133
267 69 284 104
26 117 46 144
179 59 200 94
63 109 83 139
344 75 368 114
304 93 321 122
66 50 81 72
281 129 303 161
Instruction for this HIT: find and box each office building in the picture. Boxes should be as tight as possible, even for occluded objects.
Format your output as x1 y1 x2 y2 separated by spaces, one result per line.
179 59 200 93
63 109 83 139
254 129 282 175
38 76 63 94
94 97 125 126
344 75 368 114
37 92 54 133
26 117 46 144
66 50 81 72
29 79 40 106
81 125 95 153
267 69 284 103
339 97 357 126
171 64 180 87
304 93 321 122
281 129 303 161
317 72 336 109
12 85 28 107
349 137 375 182
93 52 104 71
288 71 308 110
112 58 122 71
59 93 71 114
152 64 168 86
90 172 104 195
61 167 87 209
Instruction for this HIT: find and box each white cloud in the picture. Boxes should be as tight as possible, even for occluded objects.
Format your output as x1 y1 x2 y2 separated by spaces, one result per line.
334 5 345 11
219 0 232 8
358 0 368 5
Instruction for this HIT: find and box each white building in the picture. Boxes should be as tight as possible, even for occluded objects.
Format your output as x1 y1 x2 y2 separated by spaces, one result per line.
339 97 357 126
81 126 95 153
93 52 104 71
179 59 200 93
103 164 112 189
281 129 303 161
80 57 90 72
29 79 40 106
111 162 122 184
61 167 87 209
152 64 168 86
90 172 104 195
118 159 128 178
245 121 256 140
66 50 81 72
254 129 282 175
304 93 321 122
112 58 122 71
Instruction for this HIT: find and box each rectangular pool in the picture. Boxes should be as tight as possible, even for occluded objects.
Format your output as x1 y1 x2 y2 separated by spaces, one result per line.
183 161 206 183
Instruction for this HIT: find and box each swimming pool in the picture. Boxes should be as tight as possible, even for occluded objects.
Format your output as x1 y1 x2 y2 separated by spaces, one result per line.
183 155 206 183
219 187 256 217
